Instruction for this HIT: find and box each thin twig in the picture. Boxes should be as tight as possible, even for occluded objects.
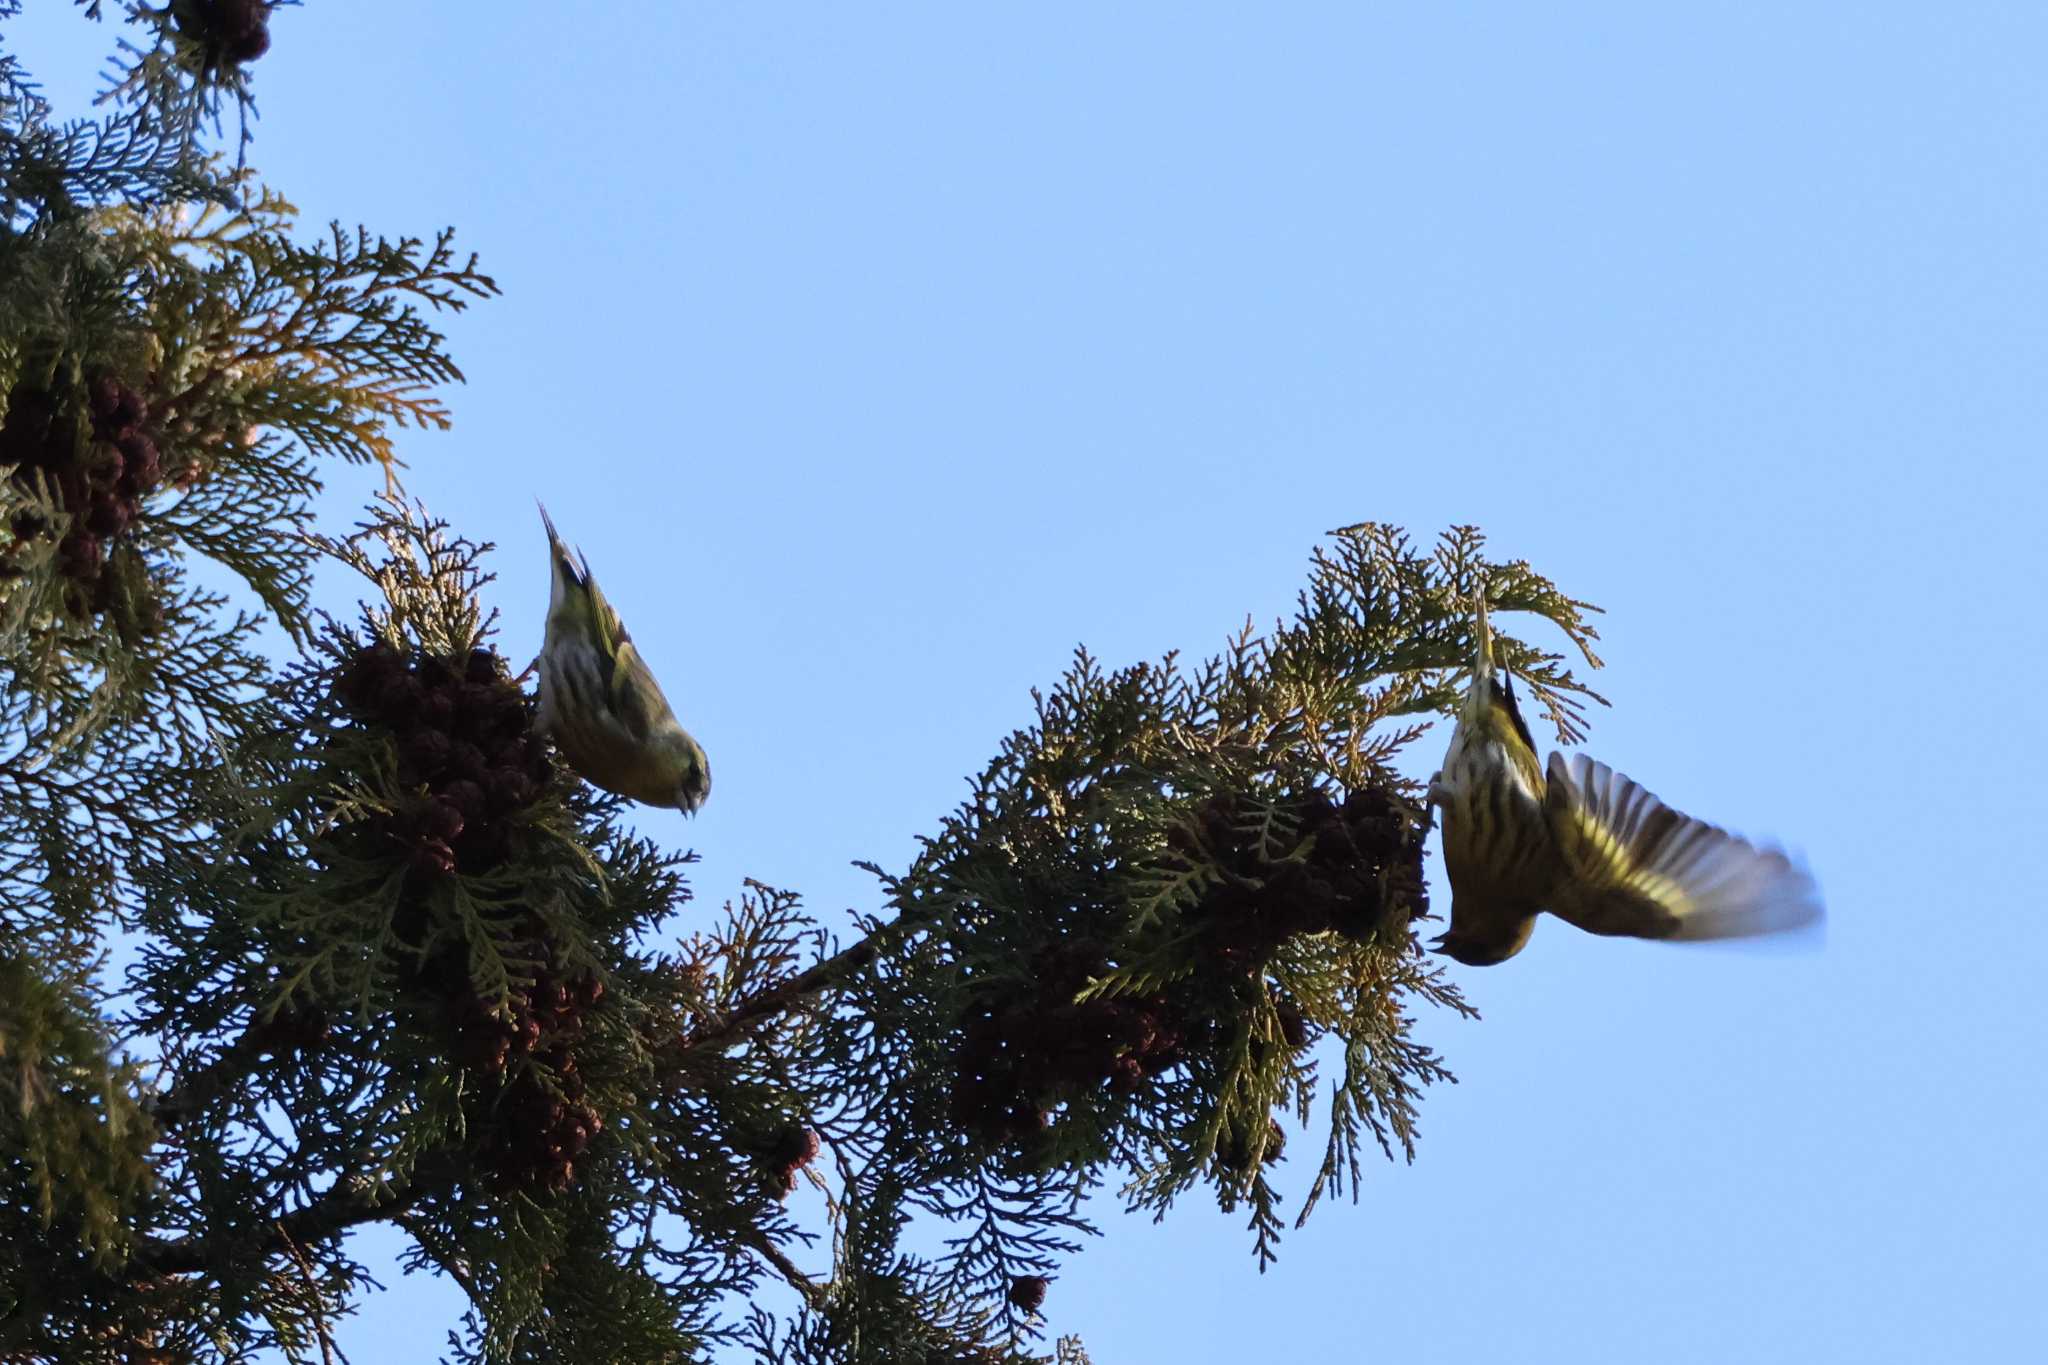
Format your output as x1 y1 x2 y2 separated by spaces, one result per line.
276 1223 343 1365
677 907 930 1056
737 1225 826 1310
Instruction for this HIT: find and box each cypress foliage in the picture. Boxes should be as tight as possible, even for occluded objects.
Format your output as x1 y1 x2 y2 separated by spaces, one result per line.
0 8 1607 1362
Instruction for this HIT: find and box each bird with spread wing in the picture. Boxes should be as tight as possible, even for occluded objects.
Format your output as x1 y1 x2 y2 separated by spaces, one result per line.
536 505 711 815
1424 592 1819 965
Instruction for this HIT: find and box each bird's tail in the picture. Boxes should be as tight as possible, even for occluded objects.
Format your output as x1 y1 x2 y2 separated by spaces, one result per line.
1473 586 1493 678
1460 586 1496 722
538 500 589 598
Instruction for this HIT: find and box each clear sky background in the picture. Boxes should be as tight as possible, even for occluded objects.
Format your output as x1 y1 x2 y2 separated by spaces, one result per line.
11 4 2047 1362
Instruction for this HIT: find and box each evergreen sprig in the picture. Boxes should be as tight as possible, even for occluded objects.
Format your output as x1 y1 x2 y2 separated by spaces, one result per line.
807 524 1602 1326
0 11 1627 1363
2 21 493 1347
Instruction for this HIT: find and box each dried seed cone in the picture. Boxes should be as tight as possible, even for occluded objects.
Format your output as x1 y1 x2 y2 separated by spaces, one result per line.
1007 1276 1049 1313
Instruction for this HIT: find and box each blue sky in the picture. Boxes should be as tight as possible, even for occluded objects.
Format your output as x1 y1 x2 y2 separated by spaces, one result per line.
11 4 2046 1361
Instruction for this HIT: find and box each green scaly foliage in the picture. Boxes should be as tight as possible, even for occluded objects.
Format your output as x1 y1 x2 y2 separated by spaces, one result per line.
0 8 1616 1363
781 525 1603 1356
0 5 490 1356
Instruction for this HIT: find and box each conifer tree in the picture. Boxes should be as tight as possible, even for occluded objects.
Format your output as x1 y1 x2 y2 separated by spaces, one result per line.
0 8 1606 1362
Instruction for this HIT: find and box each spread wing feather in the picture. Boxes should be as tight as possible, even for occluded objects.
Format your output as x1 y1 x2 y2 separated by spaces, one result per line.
1542 752 1821 942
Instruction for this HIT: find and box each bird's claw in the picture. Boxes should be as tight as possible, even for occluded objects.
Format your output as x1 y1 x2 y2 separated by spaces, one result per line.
1422 774 1450 837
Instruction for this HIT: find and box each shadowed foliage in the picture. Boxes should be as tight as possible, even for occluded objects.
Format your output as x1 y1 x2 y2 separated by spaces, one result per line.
0 8 1608 1362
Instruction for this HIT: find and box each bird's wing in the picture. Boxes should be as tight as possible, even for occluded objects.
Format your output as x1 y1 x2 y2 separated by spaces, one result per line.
1498 668 1539 758
538 502 673 745
1541 751 1821 941
574 571 687 749
607 641 680 746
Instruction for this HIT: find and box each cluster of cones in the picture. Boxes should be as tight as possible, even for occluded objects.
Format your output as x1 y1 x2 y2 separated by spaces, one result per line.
1178 784 1430 971
949 939 1195 1147
432 934 607 1195
2 374 168 619
950 781 1426 1154
429 938 605 1195
444 969 605 1078
332 641 550 889
472 1038 605 1196
173 0 273 65
333 639 605 1193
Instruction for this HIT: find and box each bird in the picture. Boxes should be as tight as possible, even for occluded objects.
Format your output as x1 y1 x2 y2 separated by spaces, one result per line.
535 504 711 814
1423 591 1818 965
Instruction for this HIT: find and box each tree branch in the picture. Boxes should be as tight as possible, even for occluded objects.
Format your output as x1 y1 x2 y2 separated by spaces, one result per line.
738 1224 826 1310
276 1223 343 1365
135 1162 446 1278
674 897 935 1057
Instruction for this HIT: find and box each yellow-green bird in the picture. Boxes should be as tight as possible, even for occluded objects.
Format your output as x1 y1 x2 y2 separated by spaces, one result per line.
537 505 711 814
1424 592 1818 965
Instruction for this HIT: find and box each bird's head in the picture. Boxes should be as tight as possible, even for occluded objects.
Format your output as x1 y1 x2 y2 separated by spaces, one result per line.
1430 917 1538 967
674 754 712 817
